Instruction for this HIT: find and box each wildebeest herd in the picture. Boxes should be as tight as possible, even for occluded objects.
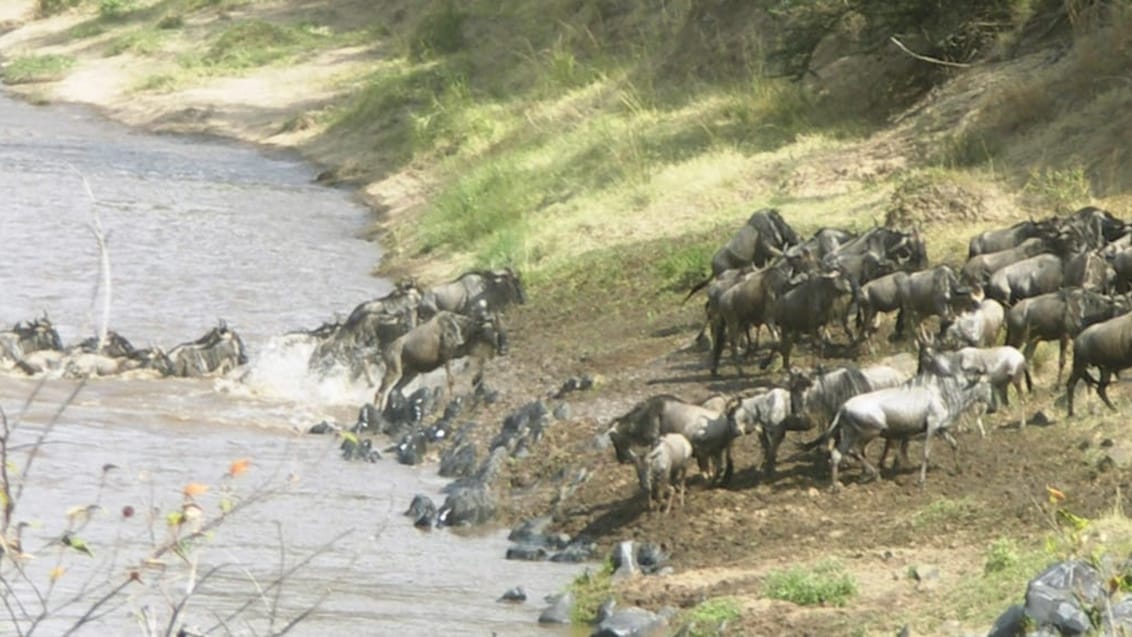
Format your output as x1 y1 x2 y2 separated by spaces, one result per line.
611 206 1132 513
0 268 526 413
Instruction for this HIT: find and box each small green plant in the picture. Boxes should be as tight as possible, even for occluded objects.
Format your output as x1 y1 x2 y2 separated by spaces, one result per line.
568 559 615 624
36 0 82 17
654 240 716 292
683 596 742 636
98 0 135 19
133 72 183 93
2 54 75 84
105 28 164 57
763 559 858 607
985 537 1022 574
912 496 979 528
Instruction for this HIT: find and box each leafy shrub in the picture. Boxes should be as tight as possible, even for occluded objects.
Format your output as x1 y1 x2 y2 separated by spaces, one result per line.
985 537 1022 574
763 559 858 607
98 0 135 19
684 596 742 635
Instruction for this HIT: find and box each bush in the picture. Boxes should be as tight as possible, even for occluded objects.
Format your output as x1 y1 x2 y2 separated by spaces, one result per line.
684 596 742 635
98 0 135 20
763 559 858 607
36 0 82 17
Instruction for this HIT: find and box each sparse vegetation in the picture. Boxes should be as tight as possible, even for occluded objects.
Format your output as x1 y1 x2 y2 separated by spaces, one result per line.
912 496 981 528
763 559 858 607
2 54 75 84
567 559 616 625
682 596 743 636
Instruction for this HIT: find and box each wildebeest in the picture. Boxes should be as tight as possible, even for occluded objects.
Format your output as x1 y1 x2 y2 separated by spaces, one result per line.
940 292 1004 348
0 315 63 370
968 218 1058 259
763 267 857 371
375 308 505 412
419 268 526 319
607 394 739 486
638 433 695 513
986 254 1064 305
1065 311 1132 416
1063 206 1129 249
1005 288 1129 383
920 344 1030 430
821 373 993 488
708 260 796 375
166 321 248 377
709 208 801 275
893 265 964 340
1062 248 1113 292
960 237 1048 287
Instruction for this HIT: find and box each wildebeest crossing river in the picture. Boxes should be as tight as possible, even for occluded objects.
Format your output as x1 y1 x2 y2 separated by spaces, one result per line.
0 92 583 635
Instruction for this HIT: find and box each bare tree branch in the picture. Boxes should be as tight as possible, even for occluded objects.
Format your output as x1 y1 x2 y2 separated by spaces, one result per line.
890 35 974 68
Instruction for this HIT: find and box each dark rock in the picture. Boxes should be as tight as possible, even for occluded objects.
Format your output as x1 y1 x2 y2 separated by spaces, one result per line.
404 494 436 529
538 591 575 624
987 605 1026 637
552 540 598 563
505 543 549 561
553 402 572 420
509 516 554 544
340 436 381 462
492 400 550 453
590 606 668 637
1024 560 1106 635
438 439 478 478
437 483 496 527
1029 410 1054 426
636 543 668 575
353 403 381 433
308 420 336 434
395 430 428 466
498 586 526 603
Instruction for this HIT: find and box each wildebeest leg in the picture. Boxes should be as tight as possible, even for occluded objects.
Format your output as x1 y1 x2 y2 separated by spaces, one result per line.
1015 376 1026 429
1050 337 1068 386
443 360 455 396
710 318 726 377
760 426 786 478
675 466 687 510
1066 368 1082 417
1098 369 1118 411
720 444 735 486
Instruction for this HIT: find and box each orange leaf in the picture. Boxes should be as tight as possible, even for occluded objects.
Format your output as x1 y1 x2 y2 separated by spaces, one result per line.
1047 485 1066 504
182 482 209 498
228 458 251 478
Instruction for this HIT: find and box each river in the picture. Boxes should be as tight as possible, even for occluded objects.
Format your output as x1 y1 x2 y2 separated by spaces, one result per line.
0 93 584 636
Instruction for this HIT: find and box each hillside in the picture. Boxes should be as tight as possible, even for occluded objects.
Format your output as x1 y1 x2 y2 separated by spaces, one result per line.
5 0 1132 634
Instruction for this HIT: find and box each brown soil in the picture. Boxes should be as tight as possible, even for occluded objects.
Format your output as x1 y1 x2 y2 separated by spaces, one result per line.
480 296 1132 636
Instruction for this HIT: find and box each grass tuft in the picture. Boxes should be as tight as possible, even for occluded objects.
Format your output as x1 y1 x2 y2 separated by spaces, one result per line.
2 54 75 84
682 596 742 636
567 560 615 625
763 559 858 607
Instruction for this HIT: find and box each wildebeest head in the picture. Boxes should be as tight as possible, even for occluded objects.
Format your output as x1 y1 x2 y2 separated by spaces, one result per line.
607 422 634 465
486 267 526 308
78 330 136 358
14 315 63 353
131 347 175 376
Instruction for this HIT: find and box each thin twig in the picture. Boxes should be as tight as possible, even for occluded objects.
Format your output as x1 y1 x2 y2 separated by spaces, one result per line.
889 36 973 69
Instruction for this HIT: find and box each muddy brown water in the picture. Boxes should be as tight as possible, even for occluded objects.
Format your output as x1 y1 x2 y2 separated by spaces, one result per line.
0 93 584 635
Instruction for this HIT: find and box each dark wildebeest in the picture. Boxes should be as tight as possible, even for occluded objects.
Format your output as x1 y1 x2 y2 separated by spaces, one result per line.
986 254 1064 305
968 218 1059 259
709 208 801 275
1111 246 1132 293
1063 249 1113 293
821 372 993 488
419 268 526 319
1005 288 1130 384
166 321 249 377
708 259 799 376
306 280 424 380
960 237 1048 287
0 315 63 369
763 267 858 371
607 394 740 487
892 265 964 340
1063 206 1129 249
1066 311 1132 417
375 309 505 412
790 227 857 261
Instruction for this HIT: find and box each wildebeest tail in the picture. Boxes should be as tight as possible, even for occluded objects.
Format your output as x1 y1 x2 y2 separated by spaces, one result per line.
796 412 842 452
1024 363 1033 393
683 276 712 303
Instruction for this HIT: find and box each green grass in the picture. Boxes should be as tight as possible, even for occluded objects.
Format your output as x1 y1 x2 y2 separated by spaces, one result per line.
763 559 858 607
105 27 165 56
682 596 742 636
2 54 75 84
912 496 981 528
567 560 615 625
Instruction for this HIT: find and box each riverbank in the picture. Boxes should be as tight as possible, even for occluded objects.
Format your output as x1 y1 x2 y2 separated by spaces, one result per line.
6 1 1132 634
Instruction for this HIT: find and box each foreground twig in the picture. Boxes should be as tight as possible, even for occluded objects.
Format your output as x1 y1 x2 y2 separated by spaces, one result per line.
889 36 974 68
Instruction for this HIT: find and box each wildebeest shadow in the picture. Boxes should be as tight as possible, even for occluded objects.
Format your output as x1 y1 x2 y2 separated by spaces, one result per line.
568 493 651 541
